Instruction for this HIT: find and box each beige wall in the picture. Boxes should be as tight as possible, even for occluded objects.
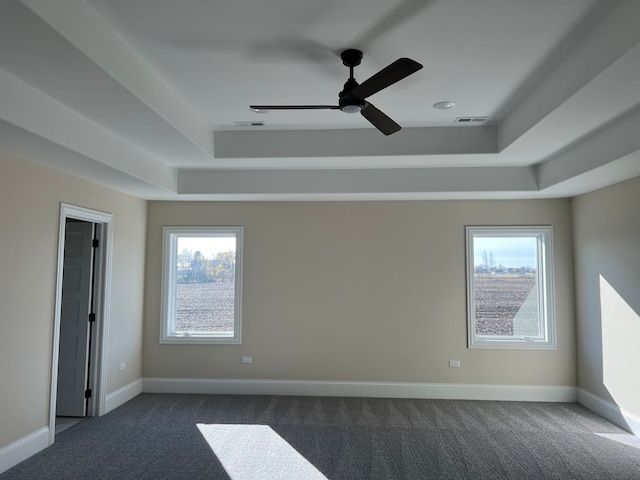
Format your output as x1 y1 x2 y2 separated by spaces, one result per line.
144 199 576 386
573 176 640 420
0 153 147 449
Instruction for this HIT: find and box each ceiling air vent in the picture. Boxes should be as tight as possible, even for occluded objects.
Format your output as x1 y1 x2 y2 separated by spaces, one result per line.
234 121 265 127
455 116 489 124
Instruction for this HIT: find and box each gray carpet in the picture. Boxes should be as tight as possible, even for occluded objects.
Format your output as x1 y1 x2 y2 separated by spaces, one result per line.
3 393 640 479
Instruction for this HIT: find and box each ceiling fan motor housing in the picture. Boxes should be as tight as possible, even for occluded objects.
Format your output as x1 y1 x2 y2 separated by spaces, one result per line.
339 77 364 113
339 91 364 113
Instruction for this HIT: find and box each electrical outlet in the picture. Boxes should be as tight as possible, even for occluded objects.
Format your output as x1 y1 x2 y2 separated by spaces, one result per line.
449 360 461 368
241 356 252 364
119 362 126 371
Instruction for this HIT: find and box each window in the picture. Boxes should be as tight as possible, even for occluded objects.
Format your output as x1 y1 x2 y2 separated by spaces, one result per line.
161 227 243 344
465 226 555 349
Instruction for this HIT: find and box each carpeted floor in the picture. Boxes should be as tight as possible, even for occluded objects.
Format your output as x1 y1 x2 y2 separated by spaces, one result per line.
3 393 640 479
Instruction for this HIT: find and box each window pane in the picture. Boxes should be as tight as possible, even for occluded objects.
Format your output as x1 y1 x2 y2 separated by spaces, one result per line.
175 235 236 335
176 283 235 334
162 226 243 344
466 226 555 349
472 236 540 337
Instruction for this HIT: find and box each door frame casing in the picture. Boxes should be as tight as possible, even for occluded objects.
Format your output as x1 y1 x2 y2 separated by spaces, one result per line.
49 203 113 445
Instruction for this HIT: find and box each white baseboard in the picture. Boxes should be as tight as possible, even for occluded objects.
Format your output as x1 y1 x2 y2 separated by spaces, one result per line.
578 389 640 436
0 427 49 475
142 377 577 402
104 379 142 414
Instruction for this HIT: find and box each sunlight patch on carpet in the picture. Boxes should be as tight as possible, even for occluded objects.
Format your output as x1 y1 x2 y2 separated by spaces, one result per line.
197 424 327 480
596 433 640 450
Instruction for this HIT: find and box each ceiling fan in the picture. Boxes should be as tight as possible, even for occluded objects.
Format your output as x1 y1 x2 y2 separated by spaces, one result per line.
249 49 423 135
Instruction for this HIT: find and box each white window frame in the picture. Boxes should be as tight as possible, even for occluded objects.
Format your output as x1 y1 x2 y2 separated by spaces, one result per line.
465 226 556 349
161 226 243 344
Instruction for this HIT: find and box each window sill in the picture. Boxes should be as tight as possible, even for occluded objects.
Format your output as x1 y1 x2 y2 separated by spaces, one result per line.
469 337 556 350
160 334 241 345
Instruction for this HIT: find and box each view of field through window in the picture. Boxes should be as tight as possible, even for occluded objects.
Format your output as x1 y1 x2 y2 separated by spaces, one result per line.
175 236 236 334
473 236 540 336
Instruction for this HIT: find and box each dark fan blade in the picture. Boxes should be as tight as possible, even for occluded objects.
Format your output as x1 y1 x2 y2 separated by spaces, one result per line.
360 102 401 135
350 58 423 99
250 105 339 112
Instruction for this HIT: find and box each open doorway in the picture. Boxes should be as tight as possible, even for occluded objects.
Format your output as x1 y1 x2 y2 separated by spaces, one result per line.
49 204 113 445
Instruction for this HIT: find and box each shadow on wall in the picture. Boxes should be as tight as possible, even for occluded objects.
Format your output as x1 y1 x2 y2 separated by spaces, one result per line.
598 274 640 434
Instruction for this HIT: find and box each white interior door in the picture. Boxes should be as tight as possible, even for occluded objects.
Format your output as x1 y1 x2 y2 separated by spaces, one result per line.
56 220 93 417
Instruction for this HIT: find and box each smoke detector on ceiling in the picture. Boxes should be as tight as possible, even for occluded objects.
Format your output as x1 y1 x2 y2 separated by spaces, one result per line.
433 101 455 110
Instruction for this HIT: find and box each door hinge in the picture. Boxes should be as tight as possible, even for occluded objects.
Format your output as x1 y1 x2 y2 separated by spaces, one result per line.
89 313 96 323
92 238 99 248
84 389 92 399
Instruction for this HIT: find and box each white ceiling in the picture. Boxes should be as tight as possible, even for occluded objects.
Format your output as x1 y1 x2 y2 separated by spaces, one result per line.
1 0 639 200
